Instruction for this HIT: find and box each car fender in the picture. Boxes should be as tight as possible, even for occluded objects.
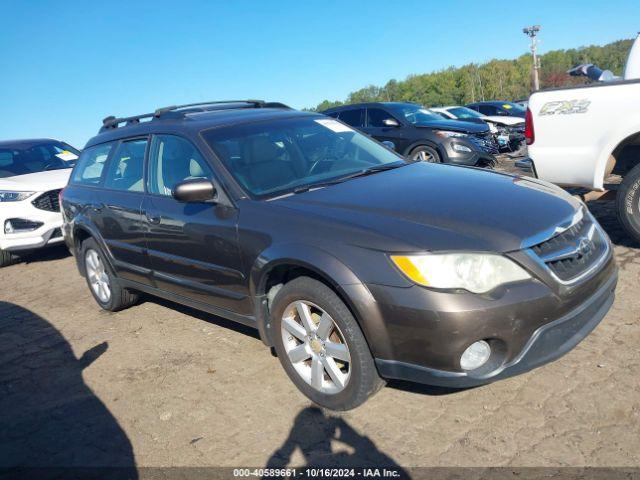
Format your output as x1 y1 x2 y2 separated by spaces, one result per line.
250 243 392 358
70 217 116 275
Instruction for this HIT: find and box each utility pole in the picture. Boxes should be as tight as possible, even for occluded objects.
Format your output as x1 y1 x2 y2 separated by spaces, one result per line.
523 25 541 91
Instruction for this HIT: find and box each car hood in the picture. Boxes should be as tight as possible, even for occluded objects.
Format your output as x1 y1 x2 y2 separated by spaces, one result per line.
413 118 490 134
0 168 71 192
275 163 582 253
483 116 525 126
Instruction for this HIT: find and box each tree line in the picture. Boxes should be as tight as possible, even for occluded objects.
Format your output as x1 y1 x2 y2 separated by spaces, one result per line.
311 38 633 111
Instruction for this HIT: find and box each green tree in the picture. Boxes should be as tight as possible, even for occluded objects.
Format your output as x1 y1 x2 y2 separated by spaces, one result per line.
310 38 633 110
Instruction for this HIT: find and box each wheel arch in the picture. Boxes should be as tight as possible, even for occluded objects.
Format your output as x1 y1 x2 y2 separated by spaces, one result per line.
250 245 387 354
71 222 115 276
607 131 640 179
403 139 442 158
596 123 640 188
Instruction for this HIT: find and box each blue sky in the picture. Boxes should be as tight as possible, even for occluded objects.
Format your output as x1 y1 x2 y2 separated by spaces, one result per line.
2 0 639 147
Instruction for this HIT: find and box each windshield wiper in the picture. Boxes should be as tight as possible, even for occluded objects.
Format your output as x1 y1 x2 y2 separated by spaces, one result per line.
292 162 406 194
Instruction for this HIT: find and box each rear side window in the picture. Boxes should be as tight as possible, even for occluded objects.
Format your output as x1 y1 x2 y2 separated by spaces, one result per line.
478 105 498 116
338 109 364 127
367 108 396 127
147 135 214 196
70 143 113 185
103 139 147 192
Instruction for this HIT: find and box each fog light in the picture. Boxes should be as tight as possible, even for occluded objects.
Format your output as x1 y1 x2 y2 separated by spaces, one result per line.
460 340 491 371
452 143 472 153
4 218 43 234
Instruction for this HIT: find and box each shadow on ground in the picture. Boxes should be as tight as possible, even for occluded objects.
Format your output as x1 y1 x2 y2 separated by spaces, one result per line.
0 301 136 478
265 406 409 476
147 296 261 341
587 200 639 248
14 244 71 266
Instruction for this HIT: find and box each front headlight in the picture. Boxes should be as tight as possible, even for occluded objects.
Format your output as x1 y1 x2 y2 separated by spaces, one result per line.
391 253 531 294
0 191 35 202
435 130 468 138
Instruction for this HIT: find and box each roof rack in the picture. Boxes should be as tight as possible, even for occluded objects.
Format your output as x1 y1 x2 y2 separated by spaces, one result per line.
100 100 290 132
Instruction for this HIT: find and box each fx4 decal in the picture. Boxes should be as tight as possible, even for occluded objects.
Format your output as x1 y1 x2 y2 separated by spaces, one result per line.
539 99 591 116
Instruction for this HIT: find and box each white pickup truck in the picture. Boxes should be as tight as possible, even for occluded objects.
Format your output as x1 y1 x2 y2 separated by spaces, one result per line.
527 34 640 242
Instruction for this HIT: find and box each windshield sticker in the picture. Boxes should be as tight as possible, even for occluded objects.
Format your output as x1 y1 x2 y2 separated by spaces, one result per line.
56 151 79 161
314 119 354 133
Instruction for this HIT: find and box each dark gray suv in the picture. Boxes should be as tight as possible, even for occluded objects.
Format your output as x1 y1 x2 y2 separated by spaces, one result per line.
322 102 498 166
62 100 617 410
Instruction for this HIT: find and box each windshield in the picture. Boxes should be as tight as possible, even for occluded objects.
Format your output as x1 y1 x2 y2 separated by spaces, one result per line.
393 105 444 126
448 107 485 119
0 141 80 179
500 103 526 116
202 116 405 198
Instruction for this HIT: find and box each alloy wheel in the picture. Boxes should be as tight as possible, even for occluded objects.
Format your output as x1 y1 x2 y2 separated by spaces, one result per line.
85 249 111 303
280 300 351 394
413 149 436 162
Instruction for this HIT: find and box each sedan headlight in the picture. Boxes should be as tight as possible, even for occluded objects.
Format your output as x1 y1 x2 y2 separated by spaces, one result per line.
391 253 531 293
0 191 35 202
435 130 468 138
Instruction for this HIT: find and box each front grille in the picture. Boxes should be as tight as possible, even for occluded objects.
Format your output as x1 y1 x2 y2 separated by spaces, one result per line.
530 213 608 282
469 132 499 155
31 189 61 212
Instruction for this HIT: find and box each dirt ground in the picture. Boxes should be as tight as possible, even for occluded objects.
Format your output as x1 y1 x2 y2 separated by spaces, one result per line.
1 160 639 474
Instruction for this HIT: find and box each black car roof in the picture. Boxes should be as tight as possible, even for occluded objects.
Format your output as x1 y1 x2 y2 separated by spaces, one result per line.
322 102 421 113
85 101 314 148
0 138 67 148
467 101 519 107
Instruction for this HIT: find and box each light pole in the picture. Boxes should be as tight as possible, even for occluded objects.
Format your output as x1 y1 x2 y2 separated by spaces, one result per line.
523 25 541 91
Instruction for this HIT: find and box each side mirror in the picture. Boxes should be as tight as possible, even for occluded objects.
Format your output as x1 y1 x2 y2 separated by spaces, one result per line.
381 141 396 150
172 179 216 203
382 118 400 127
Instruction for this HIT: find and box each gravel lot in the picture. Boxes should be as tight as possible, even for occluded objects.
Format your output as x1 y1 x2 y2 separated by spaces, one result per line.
1 160 639 474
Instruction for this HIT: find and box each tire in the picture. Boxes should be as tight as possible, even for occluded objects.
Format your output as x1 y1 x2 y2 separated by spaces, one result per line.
271 276 384 410
410 145 441 163
477 156 498 170
616 163 640 244
0 248 17 268
81 238 138 312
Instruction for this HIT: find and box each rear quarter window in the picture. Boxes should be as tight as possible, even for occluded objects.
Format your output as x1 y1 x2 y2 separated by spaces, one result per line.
70 143 114 186
337 109 365 128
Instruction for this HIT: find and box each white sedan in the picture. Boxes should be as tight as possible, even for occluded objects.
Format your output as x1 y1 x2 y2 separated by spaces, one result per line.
0 139 79 267
430 106 524 131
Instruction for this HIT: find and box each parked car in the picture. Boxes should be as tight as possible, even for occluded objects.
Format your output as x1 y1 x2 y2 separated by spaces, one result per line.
0 138 80 267
527 33 640 243
322 102 498 166
62 100 617 410
466 101 527 119
431 106 525 152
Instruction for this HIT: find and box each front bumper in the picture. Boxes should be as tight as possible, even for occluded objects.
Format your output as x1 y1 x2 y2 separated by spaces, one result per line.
0 199 64 252
374 266 617 387
441 137 496 166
